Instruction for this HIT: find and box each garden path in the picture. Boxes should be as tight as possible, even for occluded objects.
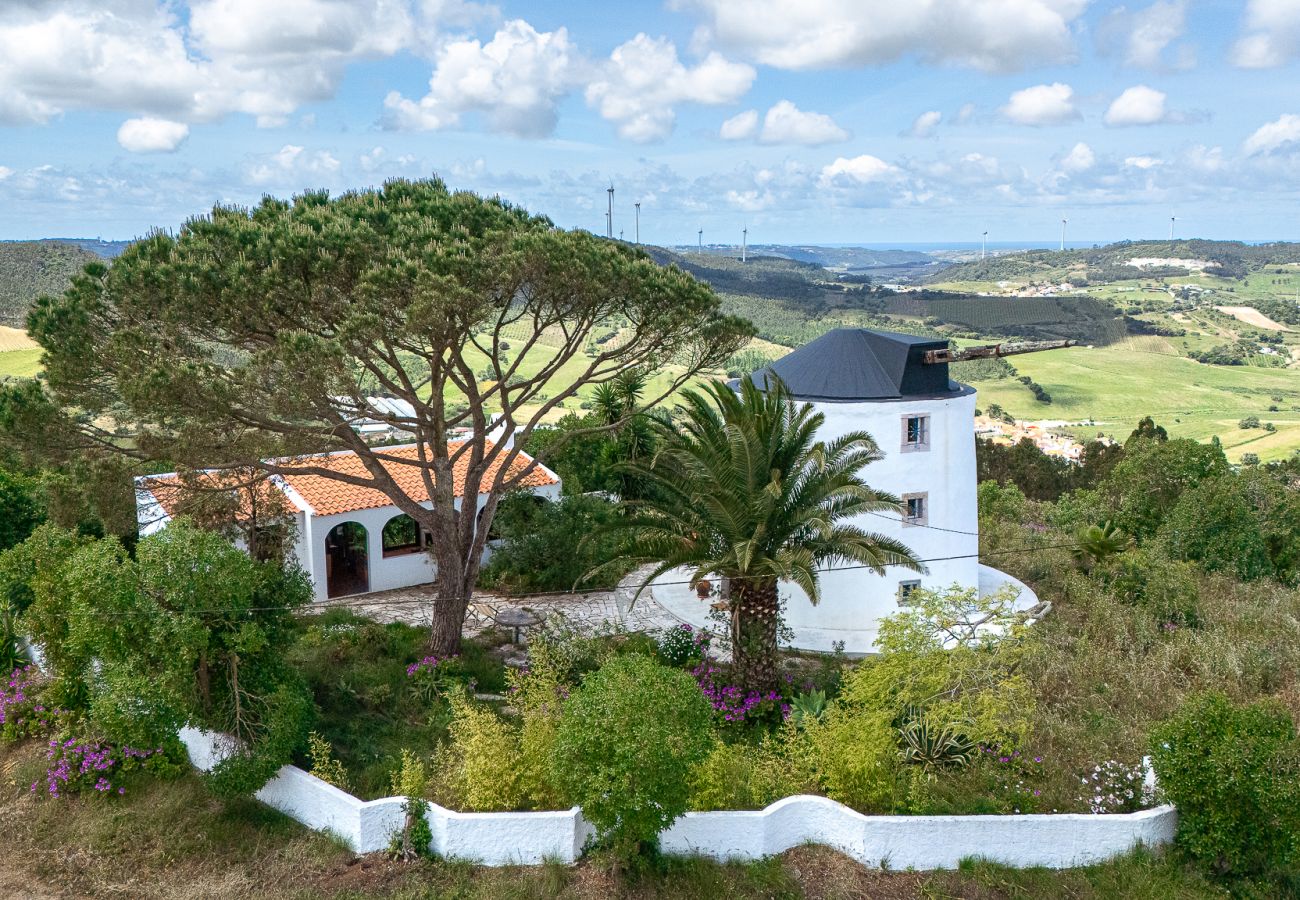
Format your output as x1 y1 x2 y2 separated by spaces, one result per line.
320 566 715 645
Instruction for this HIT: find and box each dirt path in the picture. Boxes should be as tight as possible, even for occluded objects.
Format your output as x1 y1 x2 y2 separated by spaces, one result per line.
1215 305 1291 331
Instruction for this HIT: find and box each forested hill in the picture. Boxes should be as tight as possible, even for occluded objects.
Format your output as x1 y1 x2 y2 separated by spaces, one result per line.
932 239 1300 285
0 241 100 327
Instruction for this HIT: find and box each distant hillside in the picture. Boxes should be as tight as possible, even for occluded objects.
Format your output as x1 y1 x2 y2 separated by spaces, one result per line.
29 238 132 259
931 239 1300 285
0 241 99 327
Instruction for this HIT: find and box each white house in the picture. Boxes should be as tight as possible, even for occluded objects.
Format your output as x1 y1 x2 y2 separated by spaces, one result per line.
652 327 1037 653
136 442 562 602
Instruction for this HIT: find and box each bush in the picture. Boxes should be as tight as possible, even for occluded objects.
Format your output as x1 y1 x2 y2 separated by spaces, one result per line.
1159 477 1275 582
549 654 714 855
687 723 819 811
1151 693 1300 877
1099 550 1201 627
657 623 710 668
479 494 631 593
441 691 526 812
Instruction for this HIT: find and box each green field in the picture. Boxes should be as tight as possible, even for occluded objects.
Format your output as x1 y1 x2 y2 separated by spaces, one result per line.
0 348 41 379
972 343 1300 462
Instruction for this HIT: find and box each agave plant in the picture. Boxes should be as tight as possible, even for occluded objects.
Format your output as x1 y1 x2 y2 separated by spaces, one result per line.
1074 520 1131 571
899 715 976 773
789 688 828 726
0 603 31 677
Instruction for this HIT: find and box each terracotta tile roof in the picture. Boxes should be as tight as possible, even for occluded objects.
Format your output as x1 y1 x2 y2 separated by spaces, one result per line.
143 443 557 520
141 472 291 521
279 442 557 517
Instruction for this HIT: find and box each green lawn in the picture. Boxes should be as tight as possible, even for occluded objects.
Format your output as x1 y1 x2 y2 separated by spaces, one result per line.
0 348 41 379
972 344 1300 462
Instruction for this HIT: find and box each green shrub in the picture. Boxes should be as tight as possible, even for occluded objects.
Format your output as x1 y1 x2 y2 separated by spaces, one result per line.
656 623 709 668
479 494 631 593
306 732 349 791
1150 693 1300 877
804 704 901 812
1100 550 1201 627
441 691 526 812
1159 477 1274 582
389 749 433 860
687 723 820 811
549 654 714 855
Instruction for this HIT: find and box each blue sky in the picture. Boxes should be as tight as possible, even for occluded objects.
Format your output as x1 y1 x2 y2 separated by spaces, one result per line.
4 0 1300 244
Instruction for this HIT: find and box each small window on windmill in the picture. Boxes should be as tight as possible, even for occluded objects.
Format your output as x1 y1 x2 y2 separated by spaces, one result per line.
898 580 922 605
902 492 928 527
901 414 930 452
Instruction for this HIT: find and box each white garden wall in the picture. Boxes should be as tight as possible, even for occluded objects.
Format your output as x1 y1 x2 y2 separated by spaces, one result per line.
177 728 1176 870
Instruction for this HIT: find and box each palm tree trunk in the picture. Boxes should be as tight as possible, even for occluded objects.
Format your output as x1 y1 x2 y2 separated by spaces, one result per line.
730 577 780 692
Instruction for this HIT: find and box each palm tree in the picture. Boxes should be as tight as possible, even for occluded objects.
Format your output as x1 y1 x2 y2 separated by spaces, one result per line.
615 377 924 691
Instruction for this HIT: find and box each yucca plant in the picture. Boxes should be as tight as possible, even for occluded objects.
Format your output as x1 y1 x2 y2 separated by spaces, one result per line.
611 377 923 692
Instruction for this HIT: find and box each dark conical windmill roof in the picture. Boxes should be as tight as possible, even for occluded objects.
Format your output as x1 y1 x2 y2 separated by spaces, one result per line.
743 328 960 402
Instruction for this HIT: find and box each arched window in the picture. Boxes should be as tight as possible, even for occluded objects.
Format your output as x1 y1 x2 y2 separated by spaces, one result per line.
382 513 424 557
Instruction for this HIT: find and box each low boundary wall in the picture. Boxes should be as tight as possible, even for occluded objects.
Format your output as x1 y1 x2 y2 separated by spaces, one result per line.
179 728 1177 869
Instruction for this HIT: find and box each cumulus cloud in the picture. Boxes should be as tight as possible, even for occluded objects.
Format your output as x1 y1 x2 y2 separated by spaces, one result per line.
586 34 755 142
1060 142 1095 173
1097 1 1191 69
1104 85 1169 126
756 101 847 145
1124 155 1163 168
906 110 942 138
820 154 898 185
384 20 578 137
673 0 1086 72
1244 113 1300 156
117 117 190 153
1232 0 1300 68
1000 83 1079 125
0 0 439 130
720 109 758 140
0 166 12 181
246 144 341 185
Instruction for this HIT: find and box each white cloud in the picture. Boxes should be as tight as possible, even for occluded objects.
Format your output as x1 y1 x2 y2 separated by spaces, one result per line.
720 109 758 140
1000 83 1079 125
0 166 12 181
1098 1 1190 69
1244 113 1300 156
1124 155 1163 169
1104 85 1168 126
586 34 755 142
246 144 341 185
384 20 578 138
820 154 898 185
674 0 1087 72
1060 142 1095 173
953 103 977 125
906 110 942 138
757 100 847 145
1232 0 1300 68
0 0 441 128
116 117 190 153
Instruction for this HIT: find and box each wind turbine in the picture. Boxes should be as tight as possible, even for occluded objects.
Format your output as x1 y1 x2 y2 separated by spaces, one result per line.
634 202 640 245
619 229 624 241
981 231 988 260
1169 216 1176 240
1060 218 1068 252
698 228 703 252
741 226 748 263
606 185 614 238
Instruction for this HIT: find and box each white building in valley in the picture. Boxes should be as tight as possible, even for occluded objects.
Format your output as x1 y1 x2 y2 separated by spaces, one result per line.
653 328 1036 653
136 443 561 602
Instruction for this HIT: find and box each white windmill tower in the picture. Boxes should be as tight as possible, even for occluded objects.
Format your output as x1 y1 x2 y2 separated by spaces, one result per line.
1060 218 1068 252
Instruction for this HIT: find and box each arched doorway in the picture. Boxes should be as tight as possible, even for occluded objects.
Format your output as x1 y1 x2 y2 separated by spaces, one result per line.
324 521 369 598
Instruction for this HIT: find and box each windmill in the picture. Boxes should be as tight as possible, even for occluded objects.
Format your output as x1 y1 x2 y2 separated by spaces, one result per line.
1059 218 1068 252
981 230 988 260
1169 216 1176 240
634 202 641 245
619 229 624 241
606 185 614 239
741 226 748 263
698 228 703 252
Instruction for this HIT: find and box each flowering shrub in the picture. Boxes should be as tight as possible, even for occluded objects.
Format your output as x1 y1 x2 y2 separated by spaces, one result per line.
693 660 789 729
1 665 62 742
985 747 1047 814
657 623 710 668
1077 759 1148 814
33 737 164 799
405 654 463 706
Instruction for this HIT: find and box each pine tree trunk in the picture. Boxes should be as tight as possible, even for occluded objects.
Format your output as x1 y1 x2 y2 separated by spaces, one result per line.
730 577 780 692
427 540 470 657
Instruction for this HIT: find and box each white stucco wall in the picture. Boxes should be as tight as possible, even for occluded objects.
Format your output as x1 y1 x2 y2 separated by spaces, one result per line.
177 728 1175 869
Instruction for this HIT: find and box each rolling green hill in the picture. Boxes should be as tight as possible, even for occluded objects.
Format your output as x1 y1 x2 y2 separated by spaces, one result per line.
0 240 98 327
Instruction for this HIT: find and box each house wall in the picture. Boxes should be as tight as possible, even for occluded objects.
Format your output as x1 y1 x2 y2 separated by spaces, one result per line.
301 480 563 602
776 386 980 646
